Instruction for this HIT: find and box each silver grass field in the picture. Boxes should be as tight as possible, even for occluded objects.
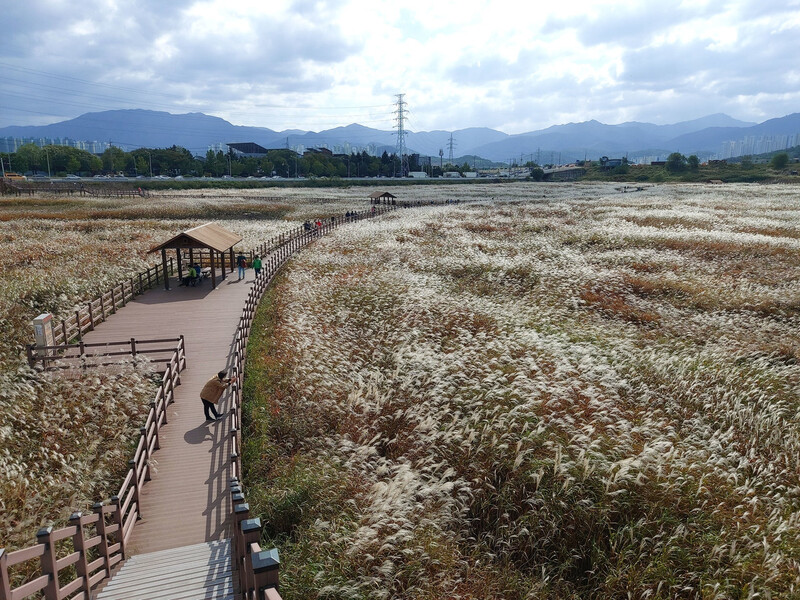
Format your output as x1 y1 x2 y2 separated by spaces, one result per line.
0 183 798 598
242 183 800 599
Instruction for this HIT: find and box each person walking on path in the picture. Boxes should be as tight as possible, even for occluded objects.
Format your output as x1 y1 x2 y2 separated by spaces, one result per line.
200 370 233 421
236 253 247 280
252 255 262 278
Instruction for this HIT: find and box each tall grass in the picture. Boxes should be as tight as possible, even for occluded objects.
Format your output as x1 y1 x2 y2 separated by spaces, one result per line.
243 184 800 598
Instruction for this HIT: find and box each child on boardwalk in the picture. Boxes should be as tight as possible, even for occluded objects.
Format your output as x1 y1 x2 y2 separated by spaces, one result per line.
252 255 262 277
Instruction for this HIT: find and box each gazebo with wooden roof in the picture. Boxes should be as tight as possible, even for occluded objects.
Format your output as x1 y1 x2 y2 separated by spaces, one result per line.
369 191 397 205
149 222 243 290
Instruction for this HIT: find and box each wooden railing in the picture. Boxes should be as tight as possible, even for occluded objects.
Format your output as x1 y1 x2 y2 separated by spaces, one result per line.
0 337 186 600
44 260 175 347
27 336 184 370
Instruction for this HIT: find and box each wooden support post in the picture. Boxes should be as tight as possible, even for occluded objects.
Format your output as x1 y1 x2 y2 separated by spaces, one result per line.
75 310 83 341
110 287 117 314
128 460 142 519
100 294 106 321
36 527 59 600
0 549 12 600
241 518 262 595
176 247 183 283
161 248 170 291
138 273 144 295
93 502 112 578
252 548 280 593
111 495 126 558
69 512 91 596
140 427 152 481
88 302 94 331
147 266 152 289
210 249 217 289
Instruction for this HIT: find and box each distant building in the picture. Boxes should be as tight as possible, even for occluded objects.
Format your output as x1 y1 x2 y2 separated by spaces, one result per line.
408 171 428 178
227 142 269 157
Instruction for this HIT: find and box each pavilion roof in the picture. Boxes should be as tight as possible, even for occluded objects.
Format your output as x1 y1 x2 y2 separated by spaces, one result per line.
148 222 243 254
369 191 397 199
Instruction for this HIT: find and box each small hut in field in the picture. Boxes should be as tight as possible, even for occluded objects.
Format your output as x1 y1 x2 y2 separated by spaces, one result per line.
369 191 397 205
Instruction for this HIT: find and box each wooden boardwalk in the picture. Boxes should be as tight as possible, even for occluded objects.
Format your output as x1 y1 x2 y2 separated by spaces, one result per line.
80 269 258 555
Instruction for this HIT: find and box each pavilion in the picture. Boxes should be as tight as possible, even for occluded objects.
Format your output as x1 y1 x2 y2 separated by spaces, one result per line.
149 223 243 290
369 191 397 205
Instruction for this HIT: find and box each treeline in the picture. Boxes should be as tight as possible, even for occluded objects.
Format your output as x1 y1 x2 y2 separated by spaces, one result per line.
1 143 466 178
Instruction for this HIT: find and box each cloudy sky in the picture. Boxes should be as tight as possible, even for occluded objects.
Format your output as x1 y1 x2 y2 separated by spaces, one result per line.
2 0 799 134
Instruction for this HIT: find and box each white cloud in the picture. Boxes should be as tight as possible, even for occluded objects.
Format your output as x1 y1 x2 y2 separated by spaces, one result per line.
1 0 798 133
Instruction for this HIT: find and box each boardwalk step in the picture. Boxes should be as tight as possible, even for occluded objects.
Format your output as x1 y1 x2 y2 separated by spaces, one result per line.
97 539 235 600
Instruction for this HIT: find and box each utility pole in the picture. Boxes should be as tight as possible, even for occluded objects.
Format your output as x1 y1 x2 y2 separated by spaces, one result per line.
447 133 455 165
393 93 409 177
439 149 443 171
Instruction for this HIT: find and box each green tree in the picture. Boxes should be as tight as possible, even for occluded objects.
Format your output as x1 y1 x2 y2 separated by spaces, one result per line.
102 146 128 173
14 143 43 173
770 152 789 170
665 152 688 173
688 155 700 171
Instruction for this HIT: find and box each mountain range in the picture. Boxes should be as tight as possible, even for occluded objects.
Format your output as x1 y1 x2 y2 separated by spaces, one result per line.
2 109 799 163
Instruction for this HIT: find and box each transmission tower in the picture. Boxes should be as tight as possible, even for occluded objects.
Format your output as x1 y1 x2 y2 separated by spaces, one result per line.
447 133 456 164
393 93 409 177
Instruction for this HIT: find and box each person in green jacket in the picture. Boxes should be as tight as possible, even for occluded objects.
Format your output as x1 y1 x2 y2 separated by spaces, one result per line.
252 255 262 278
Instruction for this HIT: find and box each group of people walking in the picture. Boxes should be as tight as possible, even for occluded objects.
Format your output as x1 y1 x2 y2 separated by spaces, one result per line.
235 252 262 280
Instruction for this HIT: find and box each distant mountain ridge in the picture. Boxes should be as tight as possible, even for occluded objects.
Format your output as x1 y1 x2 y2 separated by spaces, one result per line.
3 108 798 163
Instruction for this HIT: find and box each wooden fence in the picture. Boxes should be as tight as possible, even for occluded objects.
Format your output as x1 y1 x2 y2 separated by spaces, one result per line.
27 336 184 371
42 260 175 348
0 337 186 600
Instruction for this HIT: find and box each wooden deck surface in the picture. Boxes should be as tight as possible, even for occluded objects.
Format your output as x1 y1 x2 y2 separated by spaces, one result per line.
81 269 257 554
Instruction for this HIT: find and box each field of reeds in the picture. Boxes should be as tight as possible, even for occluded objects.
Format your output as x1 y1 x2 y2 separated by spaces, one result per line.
242 183 800 598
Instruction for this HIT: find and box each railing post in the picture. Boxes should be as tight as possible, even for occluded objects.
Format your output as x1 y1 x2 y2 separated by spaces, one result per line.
150 401 161 449
241 517 262 596
69 512 91 596
140 427 152 481
130 337 137 356
128 460 142 519
110 288 116 314
100 294 106 321
36 527 59 600
252 548 280 594
75 311 83 341
0 549 12 600
88 302 94 331
93 502 112 578
111 495 127 558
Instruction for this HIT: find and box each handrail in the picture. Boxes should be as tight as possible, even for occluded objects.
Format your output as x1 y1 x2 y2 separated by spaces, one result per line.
37 259 176 348
0 336 186 600
27 336 182 370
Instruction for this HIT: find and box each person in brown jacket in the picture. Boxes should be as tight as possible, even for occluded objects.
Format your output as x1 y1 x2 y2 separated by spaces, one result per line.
200 370 233 421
